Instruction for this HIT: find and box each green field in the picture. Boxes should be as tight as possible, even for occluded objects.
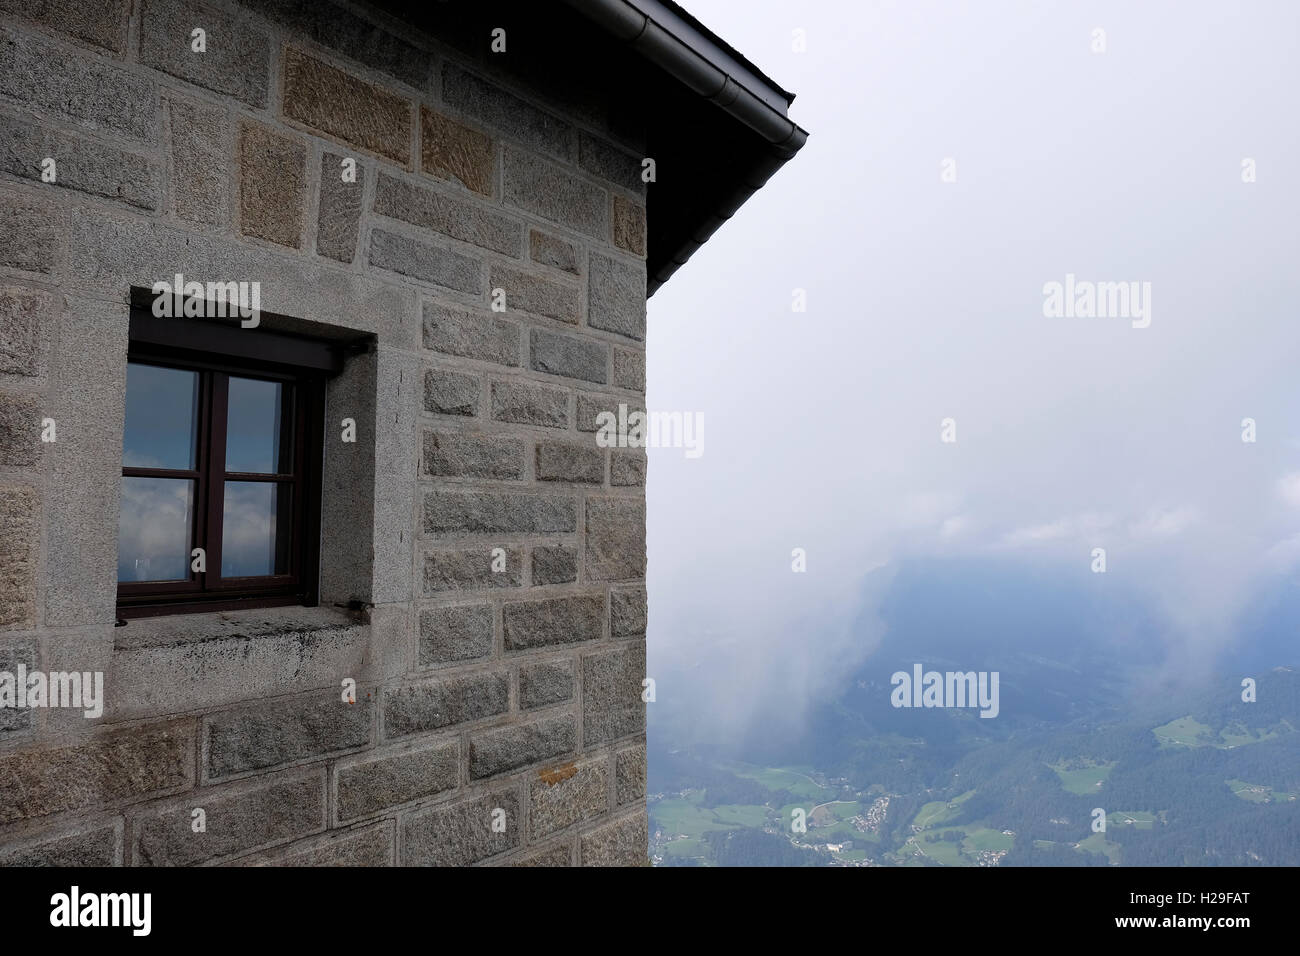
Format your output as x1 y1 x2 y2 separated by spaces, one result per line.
726 762 838 800
1075 831 1122 864
1227 779 1299 804
1153 716 1216 747
895 824 1013 867
913 790 976 827
711 803 771 827
1050 760 1115 795
651 798 738 837
1154 716 1291 750
1107 810 1158 829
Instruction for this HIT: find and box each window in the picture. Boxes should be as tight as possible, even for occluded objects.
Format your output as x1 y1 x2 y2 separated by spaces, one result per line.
117 303 339 618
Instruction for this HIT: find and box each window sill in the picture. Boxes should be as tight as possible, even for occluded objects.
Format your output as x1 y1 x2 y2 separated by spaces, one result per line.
113 604 365 650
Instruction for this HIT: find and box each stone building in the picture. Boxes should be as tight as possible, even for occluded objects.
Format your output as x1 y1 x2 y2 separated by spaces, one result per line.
0 0 804 865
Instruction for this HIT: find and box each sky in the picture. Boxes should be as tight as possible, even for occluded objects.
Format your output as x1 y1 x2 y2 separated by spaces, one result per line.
644 0 1300 738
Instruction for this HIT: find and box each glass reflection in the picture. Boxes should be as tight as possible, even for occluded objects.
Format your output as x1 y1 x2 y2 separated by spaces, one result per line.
222 482 291 577
122 364 198 469
117 477 194 581
226 377 289 474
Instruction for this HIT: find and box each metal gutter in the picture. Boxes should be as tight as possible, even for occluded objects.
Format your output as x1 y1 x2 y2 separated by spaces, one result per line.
567 0 806 154
563 0 809 292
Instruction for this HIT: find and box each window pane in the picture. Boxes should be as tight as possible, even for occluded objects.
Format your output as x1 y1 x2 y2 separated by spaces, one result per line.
122 364 198 469
117 477 194 582
222 482 292 577
226 377 290 474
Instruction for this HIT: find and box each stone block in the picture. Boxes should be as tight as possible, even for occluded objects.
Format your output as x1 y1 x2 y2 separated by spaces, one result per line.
282 47 410 164
503 594 603 652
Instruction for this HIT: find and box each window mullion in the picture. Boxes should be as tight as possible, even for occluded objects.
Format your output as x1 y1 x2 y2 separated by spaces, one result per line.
204 373 230 590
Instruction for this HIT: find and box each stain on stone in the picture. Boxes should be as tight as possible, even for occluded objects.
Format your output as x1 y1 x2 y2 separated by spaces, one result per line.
538 761 577 786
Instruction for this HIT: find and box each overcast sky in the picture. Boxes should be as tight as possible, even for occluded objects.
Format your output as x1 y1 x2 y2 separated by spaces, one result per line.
644 0 1300 733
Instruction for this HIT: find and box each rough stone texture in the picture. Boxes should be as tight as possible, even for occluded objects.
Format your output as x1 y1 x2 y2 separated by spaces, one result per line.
375 172 520 257
503 594 603 652
424 489 576 535
580 810 647 866
585 498 646 582
0 114 160 211
0 0 130 53
423 547 523 592
0 196 58 275
530 328 608 384
536 440 603 484
422 431 524 480
0 486 38 631
511 842 572 866
578 132 646 195
62 214 408 337
336 739 459 822
133 768 325 865
403 787 519 865
238 821 393 866
468 714 575 778
504 146 607 239
140 0 270 107
370 229 482 295
612 195 647 256
582 643 646 747
491 264 578 324
109 609 369 720
530 545 577 586
383 671 508 739
317 151 365 263
610 451 646 487
529 759 608 837
616 744 647 805
282 47 411 164
418 603 493 665
519 659 574 710
0 822 120 866
204 693 373 779
421 106 495 197
239 121 306 247
0 721 193 825
0 26 156 139
0 639 36 733
443 64 572 161
613 347 645 391
610 587 647 638
0 286 49 376
423 367 479 417
490 380 568 429
41 297 123 629
168 97 230 227
0 3 652 867
588 253 646 341
423 304 519 366
529 229 579 275
250 0 430 87
0 389 39 465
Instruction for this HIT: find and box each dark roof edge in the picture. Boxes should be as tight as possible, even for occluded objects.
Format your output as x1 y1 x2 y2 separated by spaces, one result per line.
562 0 809 292
565 0 807 155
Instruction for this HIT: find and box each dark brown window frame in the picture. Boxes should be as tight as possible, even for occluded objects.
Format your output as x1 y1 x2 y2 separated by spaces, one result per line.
118 297 345 619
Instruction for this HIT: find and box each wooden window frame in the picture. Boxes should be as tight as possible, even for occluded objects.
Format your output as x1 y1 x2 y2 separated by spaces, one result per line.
117 303 341 619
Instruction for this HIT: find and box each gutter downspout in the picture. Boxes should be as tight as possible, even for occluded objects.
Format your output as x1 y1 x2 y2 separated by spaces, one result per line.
562 0 809 293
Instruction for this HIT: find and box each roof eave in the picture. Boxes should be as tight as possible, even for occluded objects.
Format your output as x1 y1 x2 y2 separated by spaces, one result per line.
563 0 809 294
